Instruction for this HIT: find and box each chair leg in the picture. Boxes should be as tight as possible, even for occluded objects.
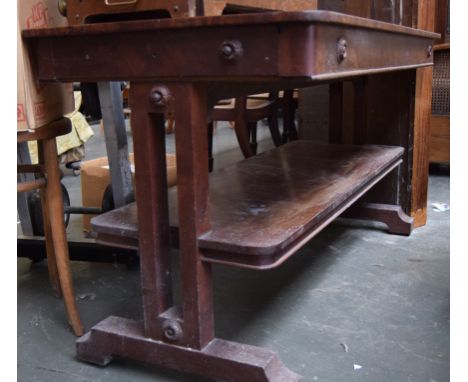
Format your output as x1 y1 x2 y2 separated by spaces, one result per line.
267 115 282 147
40 189 62 297
249 122 258 155
233 117 255 158
282 90 298 143
42 137 84 337
37 141 62 297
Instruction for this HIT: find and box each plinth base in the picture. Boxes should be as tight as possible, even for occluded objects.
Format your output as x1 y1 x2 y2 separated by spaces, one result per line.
342 203 414 236
77 316 302 382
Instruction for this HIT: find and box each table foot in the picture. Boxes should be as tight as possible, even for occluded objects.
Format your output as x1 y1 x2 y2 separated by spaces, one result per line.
341 203 414 236
77 316 302 382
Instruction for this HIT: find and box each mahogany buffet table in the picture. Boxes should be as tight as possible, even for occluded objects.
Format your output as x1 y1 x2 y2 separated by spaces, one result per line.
23 11 438 381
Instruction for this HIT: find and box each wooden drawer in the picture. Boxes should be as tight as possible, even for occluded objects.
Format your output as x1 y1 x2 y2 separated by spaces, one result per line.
62 0 318 24
203 0 318 16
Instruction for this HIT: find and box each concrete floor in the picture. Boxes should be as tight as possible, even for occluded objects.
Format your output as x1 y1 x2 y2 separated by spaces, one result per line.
18 120 450 382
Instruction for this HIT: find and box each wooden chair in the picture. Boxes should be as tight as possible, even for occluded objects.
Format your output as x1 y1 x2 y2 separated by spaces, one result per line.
208 94 282 170
249 90 299 143
17 118 84 337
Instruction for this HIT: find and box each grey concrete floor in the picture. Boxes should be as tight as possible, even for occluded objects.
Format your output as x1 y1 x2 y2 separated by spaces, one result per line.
18 120 450 382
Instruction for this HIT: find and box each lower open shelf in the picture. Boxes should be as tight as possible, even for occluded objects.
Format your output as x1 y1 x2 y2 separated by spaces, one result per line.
92 141 404 269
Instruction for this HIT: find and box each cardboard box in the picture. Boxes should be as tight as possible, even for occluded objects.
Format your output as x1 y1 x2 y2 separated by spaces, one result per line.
17 0 74 131
81 154 177 233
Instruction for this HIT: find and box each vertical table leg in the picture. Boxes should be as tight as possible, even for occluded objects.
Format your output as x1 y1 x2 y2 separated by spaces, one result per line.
128 83 173 339
77 82 302 381
171 83 214 349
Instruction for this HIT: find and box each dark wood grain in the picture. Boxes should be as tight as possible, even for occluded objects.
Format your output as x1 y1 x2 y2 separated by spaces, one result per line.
21 10 439 380
92 141 403 269
22 11 439 38
76 316 302 382
65 0 319 23
361 70 416 214
66 0 193 25
328 82 343 144
411 0 436 227
23 11 436 84
171 83 214 349
429 115 450 163
341 202 414 235
129 83 173 339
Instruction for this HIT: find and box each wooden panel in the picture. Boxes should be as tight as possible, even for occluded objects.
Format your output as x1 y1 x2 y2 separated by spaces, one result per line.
203 0 318 15
66 0 318 22
92 141 404 269
197 142 403 266
66 0 196 24
343 1 371 18
279 24 434 80
24 12 436 84
429 115 450 163
363 70 417 212
298 85 329 141
31 25 279 82
434 0 449 43
317 0 346 13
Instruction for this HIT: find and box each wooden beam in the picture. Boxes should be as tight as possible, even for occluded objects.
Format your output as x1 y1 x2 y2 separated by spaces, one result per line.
411 0 436 227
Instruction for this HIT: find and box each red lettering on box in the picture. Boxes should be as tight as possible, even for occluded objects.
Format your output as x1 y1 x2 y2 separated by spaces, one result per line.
17 104 26 122
25 2 49 29
34 102 46 120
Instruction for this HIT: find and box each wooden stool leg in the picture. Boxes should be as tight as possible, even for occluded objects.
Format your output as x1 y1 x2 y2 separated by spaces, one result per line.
42 137 84 337
37 141 62 297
